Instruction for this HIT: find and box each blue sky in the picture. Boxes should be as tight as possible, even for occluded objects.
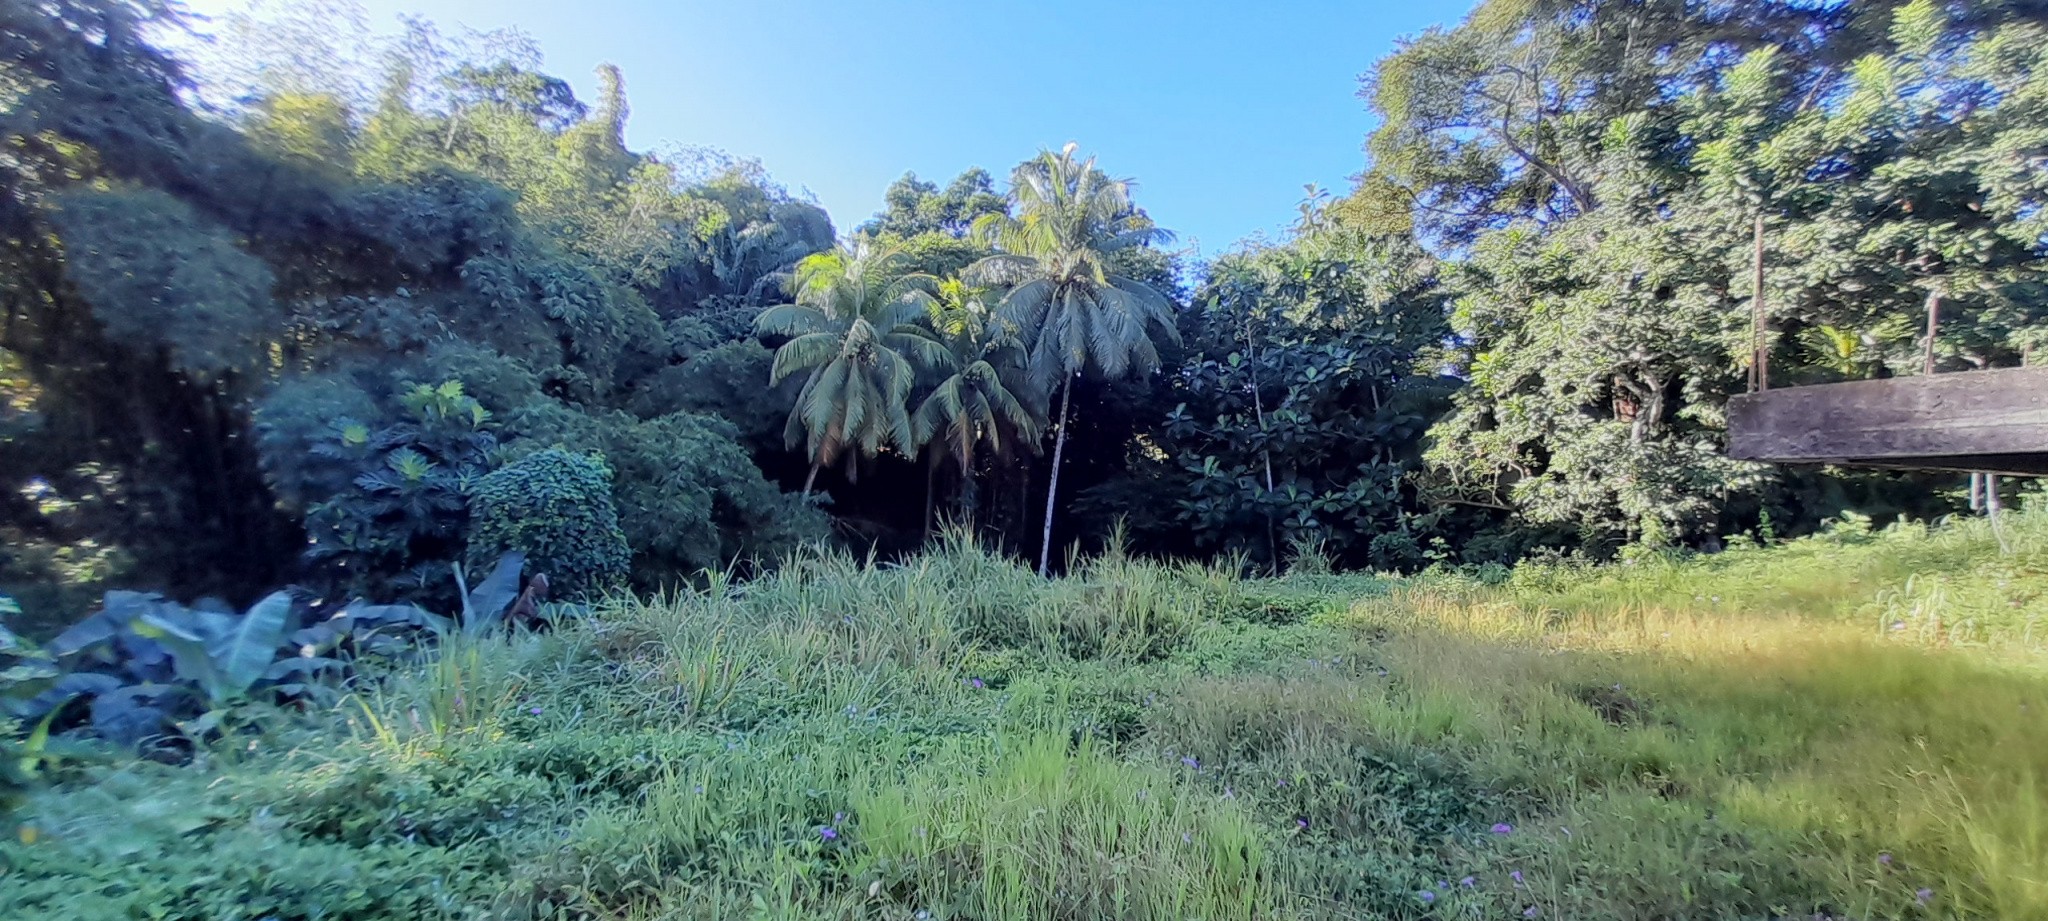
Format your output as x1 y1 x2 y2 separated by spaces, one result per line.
183 0 1460 256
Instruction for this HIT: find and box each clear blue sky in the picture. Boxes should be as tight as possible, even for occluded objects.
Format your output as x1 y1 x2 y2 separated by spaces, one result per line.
185 0 1461 256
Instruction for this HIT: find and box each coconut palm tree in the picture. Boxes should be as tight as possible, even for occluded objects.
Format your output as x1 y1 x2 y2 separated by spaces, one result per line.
969 144 1178 574
755 239 951 495
913 278 1042 532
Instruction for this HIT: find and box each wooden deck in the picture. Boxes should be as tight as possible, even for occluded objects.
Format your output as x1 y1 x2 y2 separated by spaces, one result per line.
1726 367 2048 476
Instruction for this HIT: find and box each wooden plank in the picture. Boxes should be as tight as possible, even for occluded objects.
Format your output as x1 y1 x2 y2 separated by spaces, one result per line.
1727 367 2048 476
1820 454 2048 477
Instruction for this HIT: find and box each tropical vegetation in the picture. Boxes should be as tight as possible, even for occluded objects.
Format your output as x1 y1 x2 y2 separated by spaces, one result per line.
2 0 2047 916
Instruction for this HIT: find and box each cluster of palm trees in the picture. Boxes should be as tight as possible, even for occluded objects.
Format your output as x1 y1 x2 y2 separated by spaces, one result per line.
755 145 1178 574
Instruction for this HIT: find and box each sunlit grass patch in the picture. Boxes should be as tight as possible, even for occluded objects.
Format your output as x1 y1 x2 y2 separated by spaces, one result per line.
1342 510 2048 919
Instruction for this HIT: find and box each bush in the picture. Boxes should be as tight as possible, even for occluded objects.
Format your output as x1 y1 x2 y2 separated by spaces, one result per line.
465 450 631 600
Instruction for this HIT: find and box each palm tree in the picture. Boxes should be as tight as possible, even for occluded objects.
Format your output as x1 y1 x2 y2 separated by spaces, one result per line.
913 279 1042 532
755 239 952 495
969 144 1178 575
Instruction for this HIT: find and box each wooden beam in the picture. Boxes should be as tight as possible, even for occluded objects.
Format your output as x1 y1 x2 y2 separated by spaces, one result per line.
1726 367 2048 476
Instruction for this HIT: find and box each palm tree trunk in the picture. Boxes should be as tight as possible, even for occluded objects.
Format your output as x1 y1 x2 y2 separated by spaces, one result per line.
1038 377 1074 577
801 460 822 498
960 468 979 533
924 456 939 537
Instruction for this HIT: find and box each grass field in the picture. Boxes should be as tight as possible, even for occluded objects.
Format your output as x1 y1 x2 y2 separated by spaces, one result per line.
5 510 2047 920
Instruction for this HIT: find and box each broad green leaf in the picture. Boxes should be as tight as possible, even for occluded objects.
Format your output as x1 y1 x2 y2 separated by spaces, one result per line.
133 616 231 703
216 591 296 692
460 552 525 636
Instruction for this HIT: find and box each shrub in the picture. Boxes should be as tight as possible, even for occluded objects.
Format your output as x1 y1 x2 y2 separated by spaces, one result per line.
465 449 631 600
262 379 497 599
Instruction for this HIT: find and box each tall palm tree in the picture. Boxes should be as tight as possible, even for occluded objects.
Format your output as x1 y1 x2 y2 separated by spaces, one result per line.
969 144 1178 574
755 239 951 495
913 279 1042 532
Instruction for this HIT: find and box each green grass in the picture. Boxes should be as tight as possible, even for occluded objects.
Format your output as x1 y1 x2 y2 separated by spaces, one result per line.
5 517 2048 919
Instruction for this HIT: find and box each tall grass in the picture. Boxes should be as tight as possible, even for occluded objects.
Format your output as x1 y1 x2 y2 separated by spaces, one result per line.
5 515 2047 920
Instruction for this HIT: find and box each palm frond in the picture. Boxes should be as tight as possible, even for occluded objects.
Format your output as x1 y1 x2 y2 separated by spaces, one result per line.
755 303 832 338
768 332 842 385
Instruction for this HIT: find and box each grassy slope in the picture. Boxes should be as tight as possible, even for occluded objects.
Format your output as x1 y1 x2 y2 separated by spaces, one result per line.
4 514 2047 920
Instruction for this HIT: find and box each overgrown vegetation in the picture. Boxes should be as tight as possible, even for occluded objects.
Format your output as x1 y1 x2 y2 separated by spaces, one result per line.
5 509 2045 919
3 0 2046 915
7 0 2045 615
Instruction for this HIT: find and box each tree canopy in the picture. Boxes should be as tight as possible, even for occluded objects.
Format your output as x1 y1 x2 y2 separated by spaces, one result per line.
2 0 2042 615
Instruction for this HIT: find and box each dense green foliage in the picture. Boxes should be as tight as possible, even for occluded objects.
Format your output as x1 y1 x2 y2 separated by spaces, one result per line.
3 1 2046 914
7 509 2048 918
0 0 832 610
1360 0 2048 551
8 0 2041 610
465 450 630 600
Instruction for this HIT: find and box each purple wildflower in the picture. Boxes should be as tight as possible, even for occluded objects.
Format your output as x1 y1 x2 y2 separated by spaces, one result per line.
1181 756 1200 769
818 826 839 841
1524 907 1539 919
968 678 984 689
1182 831 1192 844
1878 852 1893 866
1917 888 1935 905
1418 891 1436 904
1460 876 1476 888
1492 823 1515 835
528 707 543 715
1511 870 1525 887
1436 880 1449 890
1296 817 1309 830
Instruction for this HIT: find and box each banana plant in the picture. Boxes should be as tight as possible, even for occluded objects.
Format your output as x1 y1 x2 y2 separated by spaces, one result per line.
133 591 298 708
453 552 526 636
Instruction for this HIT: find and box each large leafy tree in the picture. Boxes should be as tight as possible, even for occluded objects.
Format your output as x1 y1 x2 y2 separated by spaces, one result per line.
969 145 1178 574
756 240 952 495
1 0 831 607
1367 0 2047 550
1096 212 1459 570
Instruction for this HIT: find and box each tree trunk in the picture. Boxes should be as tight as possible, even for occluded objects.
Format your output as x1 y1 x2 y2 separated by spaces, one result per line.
1989 474 2003 520
1245 316 1280 572
801 460 821 498
1923 289 1943 375
924 456 939 537
1750 212 1769 391
960 468 979 533
1038 377 1074 577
